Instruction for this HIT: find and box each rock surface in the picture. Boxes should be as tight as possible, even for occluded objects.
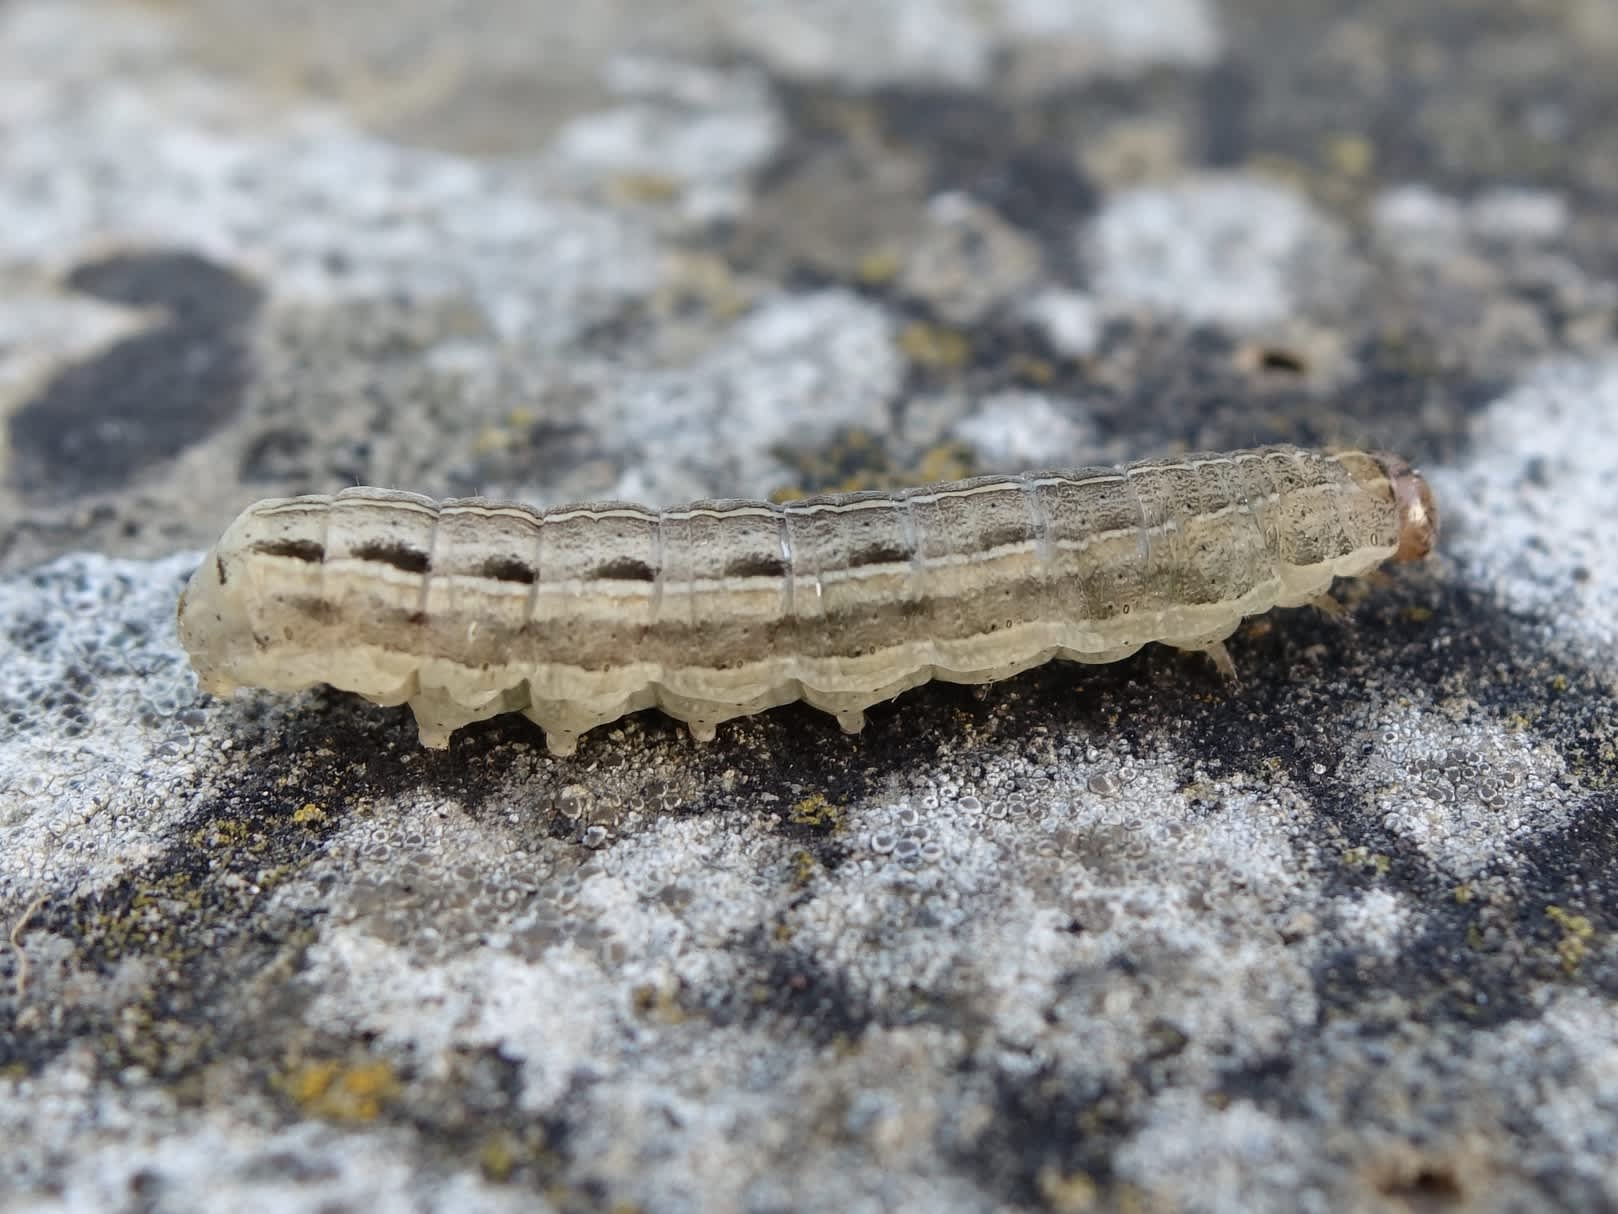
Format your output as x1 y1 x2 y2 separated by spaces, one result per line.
3 1 1617 1211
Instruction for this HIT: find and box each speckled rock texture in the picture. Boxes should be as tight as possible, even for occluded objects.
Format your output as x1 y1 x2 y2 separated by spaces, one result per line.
3 2 1617 1211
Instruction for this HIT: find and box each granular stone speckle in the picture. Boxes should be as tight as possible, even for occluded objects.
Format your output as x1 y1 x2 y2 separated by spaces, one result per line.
4 0 1618 1211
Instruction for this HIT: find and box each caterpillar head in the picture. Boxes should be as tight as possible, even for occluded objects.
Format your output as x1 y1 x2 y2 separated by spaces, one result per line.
1370 452 1439 562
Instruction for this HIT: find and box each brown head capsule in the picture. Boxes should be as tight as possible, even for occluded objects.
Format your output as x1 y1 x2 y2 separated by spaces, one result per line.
1369 452 1440 562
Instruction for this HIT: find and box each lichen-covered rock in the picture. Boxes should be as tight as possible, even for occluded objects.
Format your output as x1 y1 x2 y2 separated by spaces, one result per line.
3 1 1616 1211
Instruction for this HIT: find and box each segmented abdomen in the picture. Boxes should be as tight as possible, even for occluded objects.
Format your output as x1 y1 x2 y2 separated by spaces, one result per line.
178 444 1430 752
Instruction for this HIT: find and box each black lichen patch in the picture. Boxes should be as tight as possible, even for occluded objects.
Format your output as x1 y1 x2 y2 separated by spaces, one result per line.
1085 577 1617 1026
954 1063 1140 1208
8 251 262 498
705 564 1618 1039
729 79 1102 287
0 676 541 1077
734 32 1580 463
855 85 1100 243
691 932 883 1049
0 793 339 1079
1216 0 1618 204
1516 793 1618 927
1075 324 1501 464
0 698 548 1097
1157 582 1614 1023
239 427 313 483
459 417 604 501
770 427 977 498
62 250 261 326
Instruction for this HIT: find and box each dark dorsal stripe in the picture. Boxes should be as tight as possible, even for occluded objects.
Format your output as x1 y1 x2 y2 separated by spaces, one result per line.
476 557 537 585
724 553 788 579
254 538 325 564
846 542 913 569
352 541 431 575
592 556 658 583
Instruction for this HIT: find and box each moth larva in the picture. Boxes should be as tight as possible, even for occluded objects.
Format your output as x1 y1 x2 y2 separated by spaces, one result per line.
177 445 1438 756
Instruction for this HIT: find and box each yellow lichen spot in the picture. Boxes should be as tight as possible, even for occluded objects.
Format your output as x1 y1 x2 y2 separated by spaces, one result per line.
1250 153 1312 193
898 321 970 370
1452 883 1474 905
284 1059 400 1123
479 1133 519 1182
655 252 749 321
1013 353 1056 384
1550 674 1570 694
630 982 687 1024
189 818 252 849
609 172 682 205
1327 133 1375 178
1182 779 1219 803
1546 905 1595 974
768 429 976 499
1405 605 1433 623
1036 1165 1099 1213
473 425 514 456
1341 846 1389 875
855 249 902 285
788 793 845 831
790 849 818 886
914 441 974 486
291 802 327 826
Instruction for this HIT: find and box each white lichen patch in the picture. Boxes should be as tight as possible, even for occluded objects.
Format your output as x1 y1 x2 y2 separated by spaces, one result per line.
1431 353 1618 661
288 797 806 1111
1118 1093 1312 1214
1019 287 1102 358
1086 176 1354 332
1350 700 1572 879
602 289 903 503
0 0 659 350
950 390 1094 468
551 58 785 223
1329 888 1410 960
731 0 1222 88
1373 183 1572 254
0 1055 538 1214
0 552 207 903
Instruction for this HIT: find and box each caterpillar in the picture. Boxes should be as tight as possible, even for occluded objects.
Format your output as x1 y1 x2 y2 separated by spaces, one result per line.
177 445 1438 755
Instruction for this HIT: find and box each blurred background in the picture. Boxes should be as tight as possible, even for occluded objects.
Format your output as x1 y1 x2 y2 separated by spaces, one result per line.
6 0 1614 568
